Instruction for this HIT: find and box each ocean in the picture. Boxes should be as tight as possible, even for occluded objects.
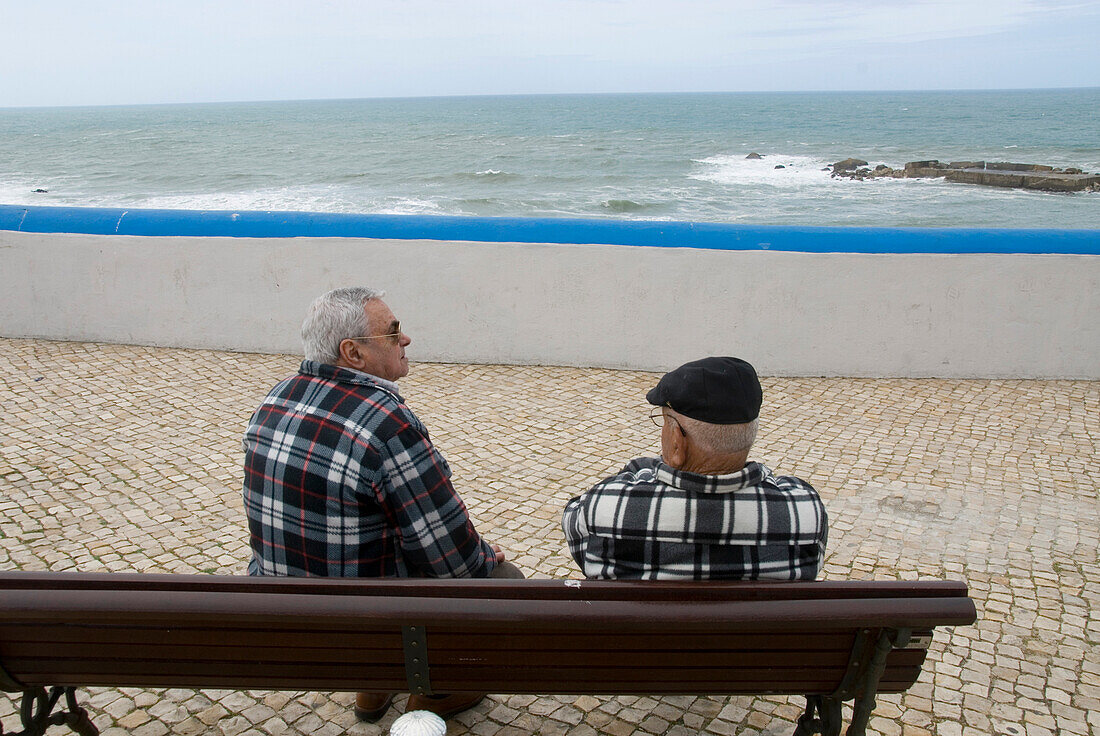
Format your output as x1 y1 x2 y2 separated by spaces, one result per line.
1 89 1097 229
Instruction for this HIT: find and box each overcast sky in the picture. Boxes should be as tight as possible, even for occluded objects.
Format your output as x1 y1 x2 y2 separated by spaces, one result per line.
2 0 1098 108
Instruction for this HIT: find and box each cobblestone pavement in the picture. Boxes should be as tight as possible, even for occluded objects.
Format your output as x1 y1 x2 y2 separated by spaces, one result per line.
1 338 1097 736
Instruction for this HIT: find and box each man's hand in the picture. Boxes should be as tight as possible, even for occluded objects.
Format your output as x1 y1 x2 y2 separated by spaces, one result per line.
490 544 506 563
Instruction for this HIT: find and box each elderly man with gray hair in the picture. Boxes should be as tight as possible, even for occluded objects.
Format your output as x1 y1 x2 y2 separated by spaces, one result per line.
243 287 520 723
563 356 827 580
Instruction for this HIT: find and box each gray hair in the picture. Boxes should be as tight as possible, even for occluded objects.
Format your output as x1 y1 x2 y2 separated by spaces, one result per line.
671 410 758 456
301 287 385 364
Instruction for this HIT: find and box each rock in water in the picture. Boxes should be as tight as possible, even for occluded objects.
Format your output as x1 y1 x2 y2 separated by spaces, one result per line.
32 188 48 193
830 158 868 173
774 164 785 169
746 152 763 159
904 160 949 178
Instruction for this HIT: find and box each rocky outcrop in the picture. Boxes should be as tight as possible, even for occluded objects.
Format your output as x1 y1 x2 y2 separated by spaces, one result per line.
903 161 949 178
984 162 1053 172
828 157 1100 192
945 168 1100 192
831 158 867 173
746 152 763 160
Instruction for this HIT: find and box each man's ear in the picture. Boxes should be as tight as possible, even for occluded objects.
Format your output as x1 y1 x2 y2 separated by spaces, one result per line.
665 423 688 469
337 338 361 368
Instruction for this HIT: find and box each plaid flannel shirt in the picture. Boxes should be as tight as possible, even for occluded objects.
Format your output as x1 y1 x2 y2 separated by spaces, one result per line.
562 457 827 580
243 360 496 578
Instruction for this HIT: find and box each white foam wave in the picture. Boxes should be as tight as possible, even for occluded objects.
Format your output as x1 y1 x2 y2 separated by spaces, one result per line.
372 196 446 215
140 188 338 212
690 153 843 188
0 176 70 206
116 187 444 216
0 178 454 216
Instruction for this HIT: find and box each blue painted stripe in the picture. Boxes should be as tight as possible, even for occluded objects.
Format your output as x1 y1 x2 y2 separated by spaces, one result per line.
0 204 1096 254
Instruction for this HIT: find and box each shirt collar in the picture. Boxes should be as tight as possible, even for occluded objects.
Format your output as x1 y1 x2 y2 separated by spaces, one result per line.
299 360 404 401
653 459 770 494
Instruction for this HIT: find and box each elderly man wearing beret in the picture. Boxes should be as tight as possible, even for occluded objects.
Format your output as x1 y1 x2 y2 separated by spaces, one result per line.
562 356 827 580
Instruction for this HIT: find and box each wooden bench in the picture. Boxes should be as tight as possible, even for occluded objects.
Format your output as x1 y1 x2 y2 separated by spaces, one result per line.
0 572 975 736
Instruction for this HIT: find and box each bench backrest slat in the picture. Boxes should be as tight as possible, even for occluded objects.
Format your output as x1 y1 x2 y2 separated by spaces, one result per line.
0 590 977 631
0 572 972 601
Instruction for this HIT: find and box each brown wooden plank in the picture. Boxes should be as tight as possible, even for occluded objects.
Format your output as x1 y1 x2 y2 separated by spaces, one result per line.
424 630 856 651
12 673 406 691
1 642 400 665
0 571 973 603
5 656 847 680
0 630 924 669
430 679 845 694
886 649 928 667
0 662 936 698
0 642 858 669
428 651 853 668
0 591 978 632
0 625 856 652
15 671 844 696
876 667 925 690
9 659 847 691
0 633 921 674
6 659 405 681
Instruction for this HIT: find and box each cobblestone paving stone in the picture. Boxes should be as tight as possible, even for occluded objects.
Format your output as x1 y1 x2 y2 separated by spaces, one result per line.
1 338 1097 736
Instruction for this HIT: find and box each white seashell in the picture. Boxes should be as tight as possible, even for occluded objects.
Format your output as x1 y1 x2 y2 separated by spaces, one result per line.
390 709 447 736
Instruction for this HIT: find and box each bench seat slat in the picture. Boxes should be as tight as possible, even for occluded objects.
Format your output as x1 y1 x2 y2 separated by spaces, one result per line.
8 672 925 696
0 625 863 652
4 644 924 669
7 660 881 689
7 674 891 696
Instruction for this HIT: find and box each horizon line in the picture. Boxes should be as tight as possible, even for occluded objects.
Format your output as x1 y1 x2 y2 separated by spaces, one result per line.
2 85 1098 112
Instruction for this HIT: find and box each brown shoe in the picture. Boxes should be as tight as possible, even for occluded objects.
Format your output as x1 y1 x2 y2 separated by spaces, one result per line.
405 692 486 719
354 692 396 722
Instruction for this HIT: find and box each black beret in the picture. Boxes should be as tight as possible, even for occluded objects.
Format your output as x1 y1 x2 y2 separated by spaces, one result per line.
646 357 762 424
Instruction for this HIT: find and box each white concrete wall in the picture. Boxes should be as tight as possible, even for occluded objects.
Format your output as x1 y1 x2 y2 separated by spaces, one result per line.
1 230 1097 378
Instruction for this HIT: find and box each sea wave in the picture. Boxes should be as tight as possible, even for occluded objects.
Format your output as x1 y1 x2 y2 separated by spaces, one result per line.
371 196 446 216
102 187 448 216
690 153 842 188
440 169 521 183
601 198 653 213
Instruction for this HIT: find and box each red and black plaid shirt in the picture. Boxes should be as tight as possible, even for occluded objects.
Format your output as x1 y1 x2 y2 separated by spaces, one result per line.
243 361 496 578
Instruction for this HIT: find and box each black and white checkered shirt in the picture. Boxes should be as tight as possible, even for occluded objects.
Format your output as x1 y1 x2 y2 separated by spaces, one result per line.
562 457 827 580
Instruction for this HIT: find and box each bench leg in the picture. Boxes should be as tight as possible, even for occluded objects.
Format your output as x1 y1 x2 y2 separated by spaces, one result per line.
1 687 99 736
844 630 905 736
797 628 911 736
794 695 842 736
